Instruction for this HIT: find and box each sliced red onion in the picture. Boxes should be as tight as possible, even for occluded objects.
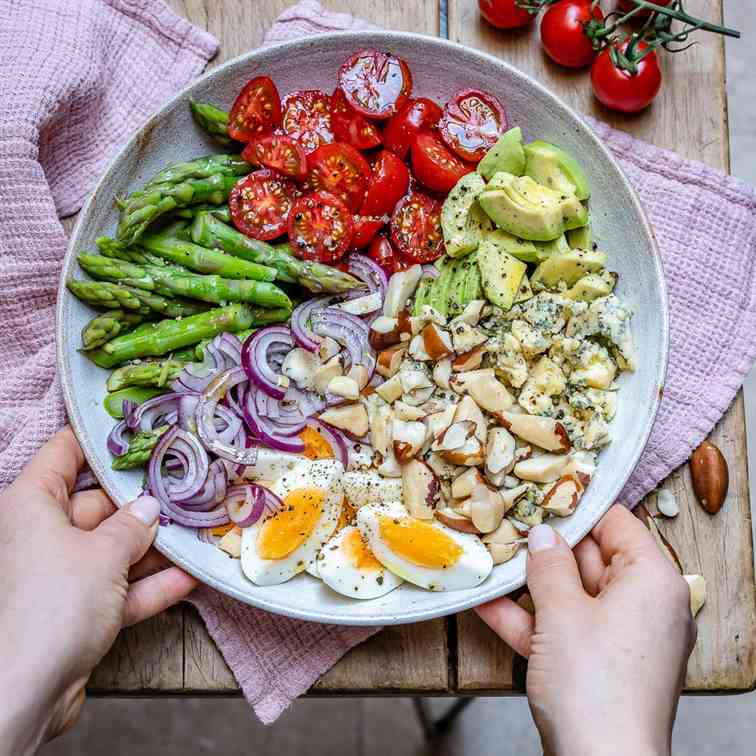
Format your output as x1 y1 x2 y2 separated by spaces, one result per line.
213 403 243 444
254 389 306 435
196 367 259 465
148 426 210 505
107 420 130 456
224 484 281 527
241 326 293 400
346 253 388 301
290 296 344 352
73 467 99 492
177 458 228 511
243 385 305 453
206 332 242 370
306 419 349 468
178 394 200 432
160 498 230 528
128 393 182 432
421 264 440 279
310 307 375 377
171 363 214 393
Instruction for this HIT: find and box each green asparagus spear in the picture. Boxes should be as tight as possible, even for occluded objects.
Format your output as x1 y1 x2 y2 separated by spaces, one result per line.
106 359 190 391
67 276 211 317
171 346 200 361
112 427 169 470
145 154 250 189
117 174 239 244
104 387 168 419
175 204 231 223
81 310 148 350
77 255 291 310
189 102 234 147
190 213 365 294
86 304 288 368
97 237 172 267
139 233 277 281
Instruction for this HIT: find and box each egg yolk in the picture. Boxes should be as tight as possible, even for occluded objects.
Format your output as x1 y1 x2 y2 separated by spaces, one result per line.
337 498 357 530
342 528 383 571
300 426 334 460
257 486 325 560
377 515 463 569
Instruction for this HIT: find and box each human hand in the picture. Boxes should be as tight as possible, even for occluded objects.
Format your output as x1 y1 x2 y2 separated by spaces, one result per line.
475 505 695 756
0 427 198 756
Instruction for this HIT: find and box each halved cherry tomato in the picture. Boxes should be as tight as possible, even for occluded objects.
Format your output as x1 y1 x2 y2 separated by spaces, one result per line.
229 169 297 240
281 90 334 154
540 0 604 69
242 134 308 181
305 142 371 212
351 215 386 249
390 191 445 263
438 89 508 163
411 132 472 195
288 191 354 262
382 98 443 159
478 0 533 29
228 76 282 143
360 150 410 217
338 50 413 120
368 234 410 275
331 88 383 151
591 40 662 113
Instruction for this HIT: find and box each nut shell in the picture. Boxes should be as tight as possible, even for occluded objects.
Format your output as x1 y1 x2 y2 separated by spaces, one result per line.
689 440 728 515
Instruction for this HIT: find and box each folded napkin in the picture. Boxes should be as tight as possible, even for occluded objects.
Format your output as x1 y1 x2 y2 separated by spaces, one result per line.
3 0 756 725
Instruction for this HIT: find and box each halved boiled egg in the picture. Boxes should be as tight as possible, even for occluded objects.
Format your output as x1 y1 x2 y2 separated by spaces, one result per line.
357 504 493 591
241 459 344 586
306 498 358 579
316 525 403 599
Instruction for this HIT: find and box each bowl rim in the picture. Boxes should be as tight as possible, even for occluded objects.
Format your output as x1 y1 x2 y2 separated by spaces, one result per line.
57 29 669 625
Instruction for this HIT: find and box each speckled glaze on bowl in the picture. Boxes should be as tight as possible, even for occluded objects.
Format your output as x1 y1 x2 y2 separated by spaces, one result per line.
57 31 668 626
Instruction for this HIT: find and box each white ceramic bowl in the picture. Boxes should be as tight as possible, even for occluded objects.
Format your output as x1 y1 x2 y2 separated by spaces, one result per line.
57 31 668 625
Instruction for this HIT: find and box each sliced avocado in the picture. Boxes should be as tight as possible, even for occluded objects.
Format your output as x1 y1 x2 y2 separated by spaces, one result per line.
563 270 618 302
441 173 489 258
480 228 540 264
429 258 457 317
477 127 525 181
448 257 472 317
533 234 570 261
524 140 591 201
412 276 434 315
479 173 587 241
531 248 609 291
464 253 484 304
567 220 593 250
478 235 528 311
514 274 534 304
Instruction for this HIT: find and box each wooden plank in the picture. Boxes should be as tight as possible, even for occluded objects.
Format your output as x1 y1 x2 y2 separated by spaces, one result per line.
452 0 756 693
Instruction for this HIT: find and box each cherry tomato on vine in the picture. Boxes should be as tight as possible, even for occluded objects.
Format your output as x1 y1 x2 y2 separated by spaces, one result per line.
281 90 334 154
228 77 281 143
438 89 508 163
305 142 371 212
242 134 308 181
361 150 410 217
288 191 354 262
478 0 533 29
229 170 297 241
411 132 472 195
540 0 604 69
368 234 410 275
617 0 673 19
390 191 445 263
591 39 662 113
383 98 443 159
338 49 413 120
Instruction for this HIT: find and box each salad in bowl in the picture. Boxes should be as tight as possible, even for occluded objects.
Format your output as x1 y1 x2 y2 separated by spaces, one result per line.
65 47 635 604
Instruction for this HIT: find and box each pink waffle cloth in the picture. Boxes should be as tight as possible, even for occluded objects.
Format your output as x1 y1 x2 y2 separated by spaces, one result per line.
2 0 756 723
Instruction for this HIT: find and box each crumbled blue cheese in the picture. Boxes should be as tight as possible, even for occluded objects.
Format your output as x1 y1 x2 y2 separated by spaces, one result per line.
566 295 635 371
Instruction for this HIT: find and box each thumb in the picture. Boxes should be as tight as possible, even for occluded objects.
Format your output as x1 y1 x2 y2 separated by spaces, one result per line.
94 495 161 569
526 523 586 611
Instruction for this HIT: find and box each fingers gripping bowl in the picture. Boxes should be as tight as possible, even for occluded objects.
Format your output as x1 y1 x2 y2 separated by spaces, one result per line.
58 32 667 625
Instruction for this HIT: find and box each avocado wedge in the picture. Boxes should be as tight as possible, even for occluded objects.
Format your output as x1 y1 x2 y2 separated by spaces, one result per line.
441 172 491 258
563 270 618 302
531 247 608 290
477 235 528 311
524 140 591 201
477 127 526 181
567 220 593 250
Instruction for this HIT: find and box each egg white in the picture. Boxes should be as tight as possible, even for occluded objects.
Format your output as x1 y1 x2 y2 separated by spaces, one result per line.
241 459 344 586
317 525 403 600
357 504 493 591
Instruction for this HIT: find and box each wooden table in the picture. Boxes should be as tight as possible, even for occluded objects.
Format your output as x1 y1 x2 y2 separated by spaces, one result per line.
87 0 756 696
